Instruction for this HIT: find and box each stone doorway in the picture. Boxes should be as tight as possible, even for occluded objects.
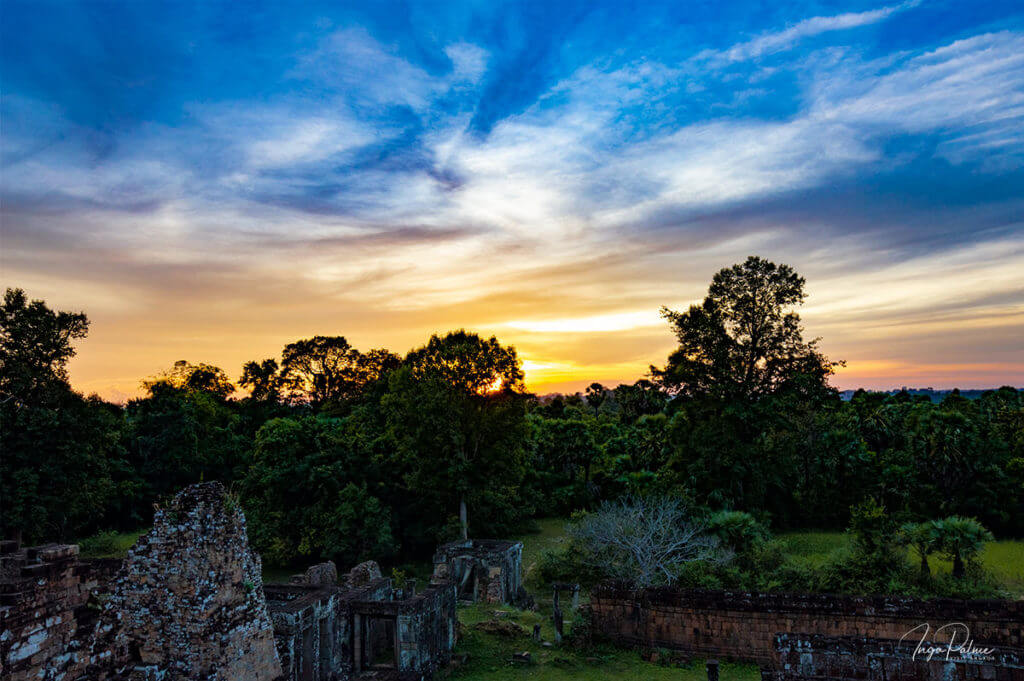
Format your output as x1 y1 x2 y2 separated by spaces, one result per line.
362 615 398 670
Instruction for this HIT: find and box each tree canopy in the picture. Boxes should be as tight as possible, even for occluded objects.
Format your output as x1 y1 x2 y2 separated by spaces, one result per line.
653 256 837 401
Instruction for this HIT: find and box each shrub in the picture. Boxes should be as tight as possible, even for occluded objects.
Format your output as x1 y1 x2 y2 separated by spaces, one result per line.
708 510 770 556
78 530 122 556
897 521 940 580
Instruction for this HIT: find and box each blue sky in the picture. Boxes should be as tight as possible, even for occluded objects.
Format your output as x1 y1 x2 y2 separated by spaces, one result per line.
2 0 1023 397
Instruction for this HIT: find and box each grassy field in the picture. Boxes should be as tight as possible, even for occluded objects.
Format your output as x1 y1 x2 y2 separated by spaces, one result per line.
76 522 1024 597
77 529 146 558
443 602 759 681
778 531 1024 596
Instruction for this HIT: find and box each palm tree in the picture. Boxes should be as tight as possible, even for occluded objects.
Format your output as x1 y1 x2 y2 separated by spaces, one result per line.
899 521 940 579
933 516 994 579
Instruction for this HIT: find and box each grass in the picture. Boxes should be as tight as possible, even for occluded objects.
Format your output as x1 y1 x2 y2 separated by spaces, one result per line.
77 529 146 558
444 602 759 681
779 531 1024 597
520 518 572 588
777 531 849 568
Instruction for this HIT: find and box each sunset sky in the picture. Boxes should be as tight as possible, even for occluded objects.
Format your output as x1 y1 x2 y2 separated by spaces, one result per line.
2 0 1023 401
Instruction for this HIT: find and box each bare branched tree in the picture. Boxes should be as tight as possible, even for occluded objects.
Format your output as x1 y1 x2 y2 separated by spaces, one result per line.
568 496 729 588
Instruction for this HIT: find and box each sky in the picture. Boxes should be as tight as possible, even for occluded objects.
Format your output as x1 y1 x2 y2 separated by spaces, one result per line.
2 0 1023 400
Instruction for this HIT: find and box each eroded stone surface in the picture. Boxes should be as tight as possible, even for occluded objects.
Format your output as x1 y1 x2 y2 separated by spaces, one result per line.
347 560 383 587
431 539 529 607
767 633 1024 681
0 482 284 681
266 568 456 680
98 482 282 679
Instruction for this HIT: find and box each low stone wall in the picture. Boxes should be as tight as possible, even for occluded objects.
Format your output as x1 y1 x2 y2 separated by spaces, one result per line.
0 543 98 680
768 634 1024 681
589 586 1024 665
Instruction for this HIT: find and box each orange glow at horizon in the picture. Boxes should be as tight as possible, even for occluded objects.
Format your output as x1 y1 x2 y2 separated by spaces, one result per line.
17 231 1022 403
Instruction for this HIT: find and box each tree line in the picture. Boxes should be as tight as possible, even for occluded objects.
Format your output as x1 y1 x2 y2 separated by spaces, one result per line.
2 256 1021 573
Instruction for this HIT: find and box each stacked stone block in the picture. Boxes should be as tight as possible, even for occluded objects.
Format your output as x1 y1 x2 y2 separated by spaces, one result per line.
768 633 1024 681
0 542 94 679
431 539 527 606
589 586 1024 666
266 568 456 681
87 481 283 680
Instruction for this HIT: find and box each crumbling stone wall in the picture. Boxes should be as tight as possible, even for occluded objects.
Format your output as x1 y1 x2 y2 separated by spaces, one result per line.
351 581 457 677
589 586 1024 665
767 634 1024 681
267 565 456 681
267 576 392 681
86 481 283 680
431 540 526 606
3 483 284 680
0 542 112 680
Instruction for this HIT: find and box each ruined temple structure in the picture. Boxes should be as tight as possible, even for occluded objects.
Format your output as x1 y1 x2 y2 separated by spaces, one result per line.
431 539 530 607
1 483 457 681
1 481 283 681
267 560 457 681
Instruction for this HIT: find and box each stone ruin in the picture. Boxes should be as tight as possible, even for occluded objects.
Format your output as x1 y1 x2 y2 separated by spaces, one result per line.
267 560 456 680
766 633 1024 681
431 539 530 607
0 542 118 680
1 481 282 681
93 482 283 680
0 482 458 681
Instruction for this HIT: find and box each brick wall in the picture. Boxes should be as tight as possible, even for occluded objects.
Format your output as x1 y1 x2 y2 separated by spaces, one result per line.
589 586 1024 665
768 634 1024 681
1 543 93 680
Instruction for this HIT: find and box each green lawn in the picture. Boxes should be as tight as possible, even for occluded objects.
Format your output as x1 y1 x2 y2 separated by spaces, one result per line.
444 602 759 681
778 531 1024 597
776 531 848 568
77 529 147 558
520 518 571 587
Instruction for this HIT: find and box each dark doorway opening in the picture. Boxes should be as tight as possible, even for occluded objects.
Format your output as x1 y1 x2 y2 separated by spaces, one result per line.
363 615 398 669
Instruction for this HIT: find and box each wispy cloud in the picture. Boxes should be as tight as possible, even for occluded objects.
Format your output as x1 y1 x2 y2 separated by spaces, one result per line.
696 1 921 65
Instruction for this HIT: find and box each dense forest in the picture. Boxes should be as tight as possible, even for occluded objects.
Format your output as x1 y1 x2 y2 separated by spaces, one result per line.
2 257 1022 579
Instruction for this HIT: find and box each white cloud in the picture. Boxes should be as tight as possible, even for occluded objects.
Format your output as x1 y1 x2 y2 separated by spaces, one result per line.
697 0 921 65
246 118 374 168
446 43 489 84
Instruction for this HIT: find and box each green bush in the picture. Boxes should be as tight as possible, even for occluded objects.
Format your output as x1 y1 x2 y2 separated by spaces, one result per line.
537 545 605 587
708 510 770 556
814 545 915 595
78 530 122 556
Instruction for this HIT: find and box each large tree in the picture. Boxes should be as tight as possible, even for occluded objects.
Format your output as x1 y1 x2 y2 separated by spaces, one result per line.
126 361 247 504
653 256 838 401
0 289 128 542
240 415 395 567
239 359 285 402
280 336 400 407
0 287 89 404
384 330 528 542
